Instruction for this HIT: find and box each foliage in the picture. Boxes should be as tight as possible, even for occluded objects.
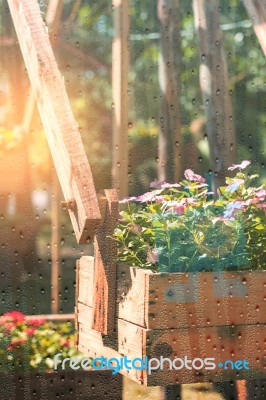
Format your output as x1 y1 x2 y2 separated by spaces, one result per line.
114 161 266 272
0 311 80 372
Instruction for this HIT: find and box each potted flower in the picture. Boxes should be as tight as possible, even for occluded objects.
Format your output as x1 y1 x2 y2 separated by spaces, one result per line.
108 161 266 385
0 311 121 399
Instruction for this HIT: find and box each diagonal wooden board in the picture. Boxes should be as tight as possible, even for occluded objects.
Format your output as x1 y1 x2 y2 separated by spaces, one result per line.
243 0 266 56
7 0 101 243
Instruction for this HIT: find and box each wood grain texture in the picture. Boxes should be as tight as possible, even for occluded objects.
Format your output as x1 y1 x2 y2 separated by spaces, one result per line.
77 256 94 308
7 0 101 243
92 190 119 334
112 0 129 199
118 268 266 330
77 317 266 386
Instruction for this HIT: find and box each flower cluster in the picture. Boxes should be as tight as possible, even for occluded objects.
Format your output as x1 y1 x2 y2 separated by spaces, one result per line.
114 161 266 272
0 311 79 372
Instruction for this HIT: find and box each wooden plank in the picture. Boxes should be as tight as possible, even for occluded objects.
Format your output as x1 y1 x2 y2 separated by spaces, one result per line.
17 313 74 321
77 256 94 307
92 190 119 334
243 0 266 56
7 0 101 243
77 302 93 328
112 0 129 199
117 264 151 328
77 317 265 386
117 268 266 330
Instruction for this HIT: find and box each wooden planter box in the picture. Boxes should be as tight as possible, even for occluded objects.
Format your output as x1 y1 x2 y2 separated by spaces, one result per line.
0 370 122 400
76 256 266 386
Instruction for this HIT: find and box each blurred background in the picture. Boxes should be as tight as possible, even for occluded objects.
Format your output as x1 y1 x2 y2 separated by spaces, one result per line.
0 0 265 321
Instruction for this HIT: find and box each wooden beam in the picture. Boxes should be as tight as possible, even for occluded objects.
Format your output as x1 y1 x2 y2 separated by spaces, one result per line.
112 0 129 199
243 0 266 56
7 0 101 243
0 314 75 323
157 0 183 183
193 0 237 189
92 190 119 335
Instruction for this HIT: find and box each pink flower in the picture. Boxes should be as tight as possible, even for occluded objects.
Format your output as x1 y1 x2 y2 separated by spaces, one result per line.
255 189 266 200
3 311 25 323
164 198 196 214
25 327 36 336
136 189 163 203
155 195 165 204
184 169 205 183
228 160 251 171
29 318 46 326
147 247 158 264
256 203 266 211
119 196 138 204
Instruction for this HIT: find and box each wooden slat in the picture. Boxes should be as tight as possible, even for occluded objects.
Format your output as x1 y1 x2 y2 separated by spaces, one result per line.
119 269 266 330
92 190 119 334
117 264 151 327
77 256 94 307
77 317 266 386
112 0 129 199
7 0 101 243
25 314 74 321
244 0 266 56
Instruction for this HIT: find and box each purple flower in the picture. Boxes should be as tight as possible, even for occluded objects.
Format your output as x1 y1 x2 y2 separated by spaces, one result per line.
184 169 205 183
226 179 245 193
119 196 138 204
223 201 246 218
150 180 167 189
228 160 251 171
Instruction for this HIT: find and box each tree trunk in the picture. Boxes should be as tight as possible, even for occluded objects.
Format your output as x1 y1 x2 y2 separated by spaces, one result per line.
157 0 183 183
193 0 237 190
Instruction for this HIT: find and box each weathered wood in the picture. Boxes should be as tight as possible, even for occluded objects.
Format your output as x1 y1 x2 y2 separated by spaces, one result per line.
51 169 60 314
92 190 119 334
78 261 266 330
244 0 266 56
112 0 129 199
157 0 183 182
7 0 101 243
193 0 237 189
77 317 266 386
77 256 94 308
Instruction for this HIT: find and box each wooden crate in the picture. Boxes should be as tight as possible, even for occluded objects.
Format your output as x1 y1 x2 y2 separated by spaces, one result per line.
76 257 266 385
